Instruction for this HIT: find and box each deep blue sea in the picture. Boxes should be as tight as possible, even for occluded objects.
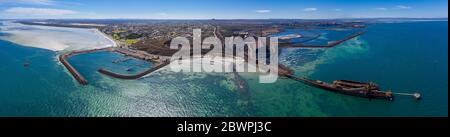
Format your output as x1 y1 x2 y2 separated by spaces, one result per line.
0 21 448 117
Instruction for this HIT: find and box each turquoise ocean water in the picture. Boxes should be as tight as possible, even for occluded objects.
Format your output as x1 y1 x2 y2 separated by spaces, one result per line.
0 21 447 117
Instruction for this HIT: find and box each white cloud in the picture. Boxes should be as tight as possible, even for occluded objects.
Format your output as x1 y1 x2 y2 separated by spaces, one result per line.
303 8 318 12
255 10 271 13
4 7 78 16
0 0 55 5
156 12 168 16
396 5 412 9
375 7 387 11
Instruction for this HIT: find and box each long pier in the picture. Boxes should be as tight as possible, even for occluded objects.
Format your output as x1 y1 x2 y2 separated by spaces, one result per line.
59 54 88 85
279 31 366 48
283 74 393 100
284 74 421 101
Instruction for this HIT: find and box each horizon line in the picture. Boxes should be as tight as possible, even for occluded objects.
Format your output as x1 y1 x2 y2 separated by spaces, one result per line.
1 17 448 21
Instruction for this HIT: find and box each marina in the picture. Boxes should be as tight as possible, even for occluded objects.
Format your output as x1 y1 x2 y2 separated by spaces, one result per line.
58 48 112 85
59 47 168 84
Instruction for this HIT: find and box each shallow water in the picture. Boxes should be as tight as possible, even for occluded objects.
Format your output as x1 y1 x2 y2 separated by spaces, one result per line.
274 21 448 116
0 21 447 117
0 21 114 51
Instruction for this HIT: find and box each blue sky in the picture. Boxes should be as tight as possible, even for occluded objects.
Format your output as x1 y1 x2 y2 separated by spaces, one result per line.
0 0 447 19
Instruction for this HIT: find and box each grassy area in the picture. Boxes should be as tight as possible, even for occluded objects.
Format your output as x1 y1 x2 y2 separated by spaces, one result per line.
124 39 139 45
112 33 139 46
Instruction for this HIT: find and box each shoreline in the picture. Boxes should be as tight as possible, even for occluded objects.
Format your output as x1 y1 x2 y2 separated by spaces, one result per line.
15 21 118 49
93 29 119 48
0 21 117 52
